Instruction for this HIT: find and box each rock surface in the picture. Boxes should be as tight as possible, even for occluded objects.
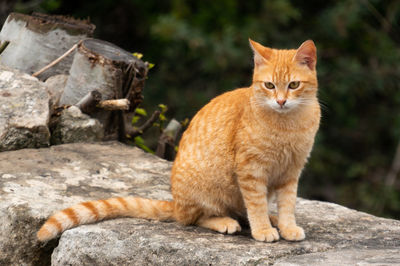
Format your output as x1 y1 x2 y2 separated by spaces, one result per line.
0 142 399 265
274 248 400 265
0 64 50 151
50 106 104 144
0 142 170 265
44 74 68 109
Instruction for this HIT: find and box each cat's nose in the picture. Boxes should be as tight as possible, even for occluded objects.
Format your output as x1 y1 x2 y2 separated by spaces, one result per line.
276 99 287 107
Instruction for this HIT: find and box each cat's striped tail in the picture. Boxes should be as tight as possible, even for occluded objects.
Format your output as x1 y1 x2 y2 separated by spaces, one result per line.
37 197 174 242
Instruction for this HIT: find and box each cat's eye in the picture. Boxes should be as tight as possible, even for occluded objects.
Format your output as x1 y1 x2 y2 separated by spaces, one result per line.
264 82 275 90
288 81 300 89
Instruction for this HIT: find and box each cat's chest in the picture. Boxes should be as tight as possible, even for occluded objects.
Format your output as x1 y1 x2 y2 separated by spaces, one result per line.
265 132 308 161
246 127 315 171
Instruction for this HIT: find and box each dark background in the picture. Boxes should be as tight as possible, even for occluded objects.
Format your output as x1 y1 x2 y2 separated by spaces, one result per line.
2 0 399 218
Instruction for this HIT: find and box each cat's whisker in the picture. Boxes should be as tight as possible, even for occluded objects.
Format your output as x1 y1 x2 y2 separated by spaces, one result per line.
318 100 329 112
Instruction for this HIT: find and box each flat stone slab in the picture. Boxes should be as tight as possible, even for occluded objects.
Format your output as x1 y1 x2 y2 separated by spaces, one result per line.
0 64 50 151
0 142 170 265
274 248 400 266
0 142 399 265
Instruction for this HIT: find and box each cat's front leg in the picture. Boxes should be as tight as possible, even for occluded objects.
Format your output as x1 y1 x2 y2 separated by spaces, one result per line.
237 169 279 242
276 169 305 241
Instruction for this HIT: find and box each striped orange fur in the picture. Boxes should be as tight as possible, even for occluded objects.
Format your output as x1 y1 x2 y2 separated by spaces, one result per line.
37 39 320 242
37 197 174 241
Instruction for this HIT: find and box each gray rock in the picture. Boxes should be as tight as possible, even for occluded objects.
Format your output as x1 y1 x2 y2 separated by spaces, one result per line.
0 64 50 151
51 106 104 144
274 249 400 266
51 200 400 266
0 142 399 265
44 74 68 108
0 142 170 265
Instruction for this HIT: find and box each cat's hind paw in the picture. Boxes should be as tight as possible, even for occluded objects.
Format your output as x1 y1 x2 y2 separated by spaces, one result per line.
216 218 242 234
279 225 305 241
197 216 241 234
251 227 280 242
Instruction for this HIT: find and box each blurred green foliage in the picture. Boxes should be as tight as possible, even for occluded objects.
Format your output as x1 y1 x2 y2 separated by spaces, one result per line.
6 0 400 218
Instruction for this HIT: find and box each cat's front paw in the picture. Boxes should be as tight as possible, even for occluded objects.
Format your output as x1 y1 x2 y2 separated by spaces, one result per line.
251 227 280 242
279 225 305 241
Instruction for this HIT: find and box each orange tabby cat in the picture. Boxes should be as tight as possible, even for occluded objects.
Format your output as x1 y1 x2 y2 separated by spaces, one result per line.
37 39 320 242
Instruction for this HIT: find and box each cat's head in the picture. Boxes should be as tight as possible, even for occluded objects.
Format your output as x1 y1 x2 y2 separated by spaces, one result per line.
249 39 318 113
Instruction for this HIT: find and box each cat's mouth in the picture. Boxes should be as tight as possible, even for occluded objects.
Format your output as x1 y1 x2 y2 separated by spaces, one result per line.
273 106 291 113
270 103 293 113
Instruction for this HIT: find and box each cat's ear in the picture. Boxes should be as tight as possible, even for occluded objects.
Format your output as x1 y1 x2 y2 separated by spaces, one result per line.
249 39 272 66
294 40 317 70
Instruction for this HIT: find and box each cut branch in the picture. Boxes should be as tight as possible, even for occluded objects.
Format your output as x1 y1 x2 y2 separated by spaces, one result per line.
156 119 182 160
0 41 10 55
98 99 130 111
75 90 102 114
126 110 161 139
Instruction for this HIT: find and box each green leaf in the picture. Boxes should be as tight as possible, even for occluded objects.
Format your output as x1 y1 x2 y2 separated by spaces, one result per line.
158 104 168 113
134 136 145 145
135 108 148 116
181 118 190 127
134 136 154 154
148 63 155 69
132 52 143 59
159 113 167 121
131 116 141 125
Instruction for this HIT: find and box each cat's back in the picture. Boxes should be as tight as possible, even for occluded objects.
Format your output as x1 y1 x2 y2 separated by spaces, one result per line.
181 87 249 145
173 88 250 170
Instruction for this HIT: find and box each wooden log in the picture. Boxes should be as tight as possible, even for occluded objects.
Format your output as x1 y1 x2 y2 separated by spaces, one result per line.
0 12 95 80
60 38 146 105
59 38 148 140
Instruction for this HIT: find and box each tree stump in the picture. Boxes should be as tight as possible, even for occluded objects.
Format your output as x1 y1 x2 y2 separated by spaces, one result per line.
59 38 148 140
0 12 95 80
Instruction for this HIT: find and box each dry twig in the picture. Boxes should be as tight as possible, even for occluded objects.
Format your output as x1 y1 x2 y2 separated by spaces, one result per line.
126 110 161 139
0 41 10 55
32 40 82 77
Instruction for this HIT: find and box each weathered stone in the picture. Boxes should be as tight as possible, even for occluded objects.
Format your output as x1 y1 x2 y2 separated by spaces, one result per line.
0 142 170 265
0 64 50 151
274 248 400 266
0 142 399 265
44 74 68 108
50 106 104 144
51 200 400 266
